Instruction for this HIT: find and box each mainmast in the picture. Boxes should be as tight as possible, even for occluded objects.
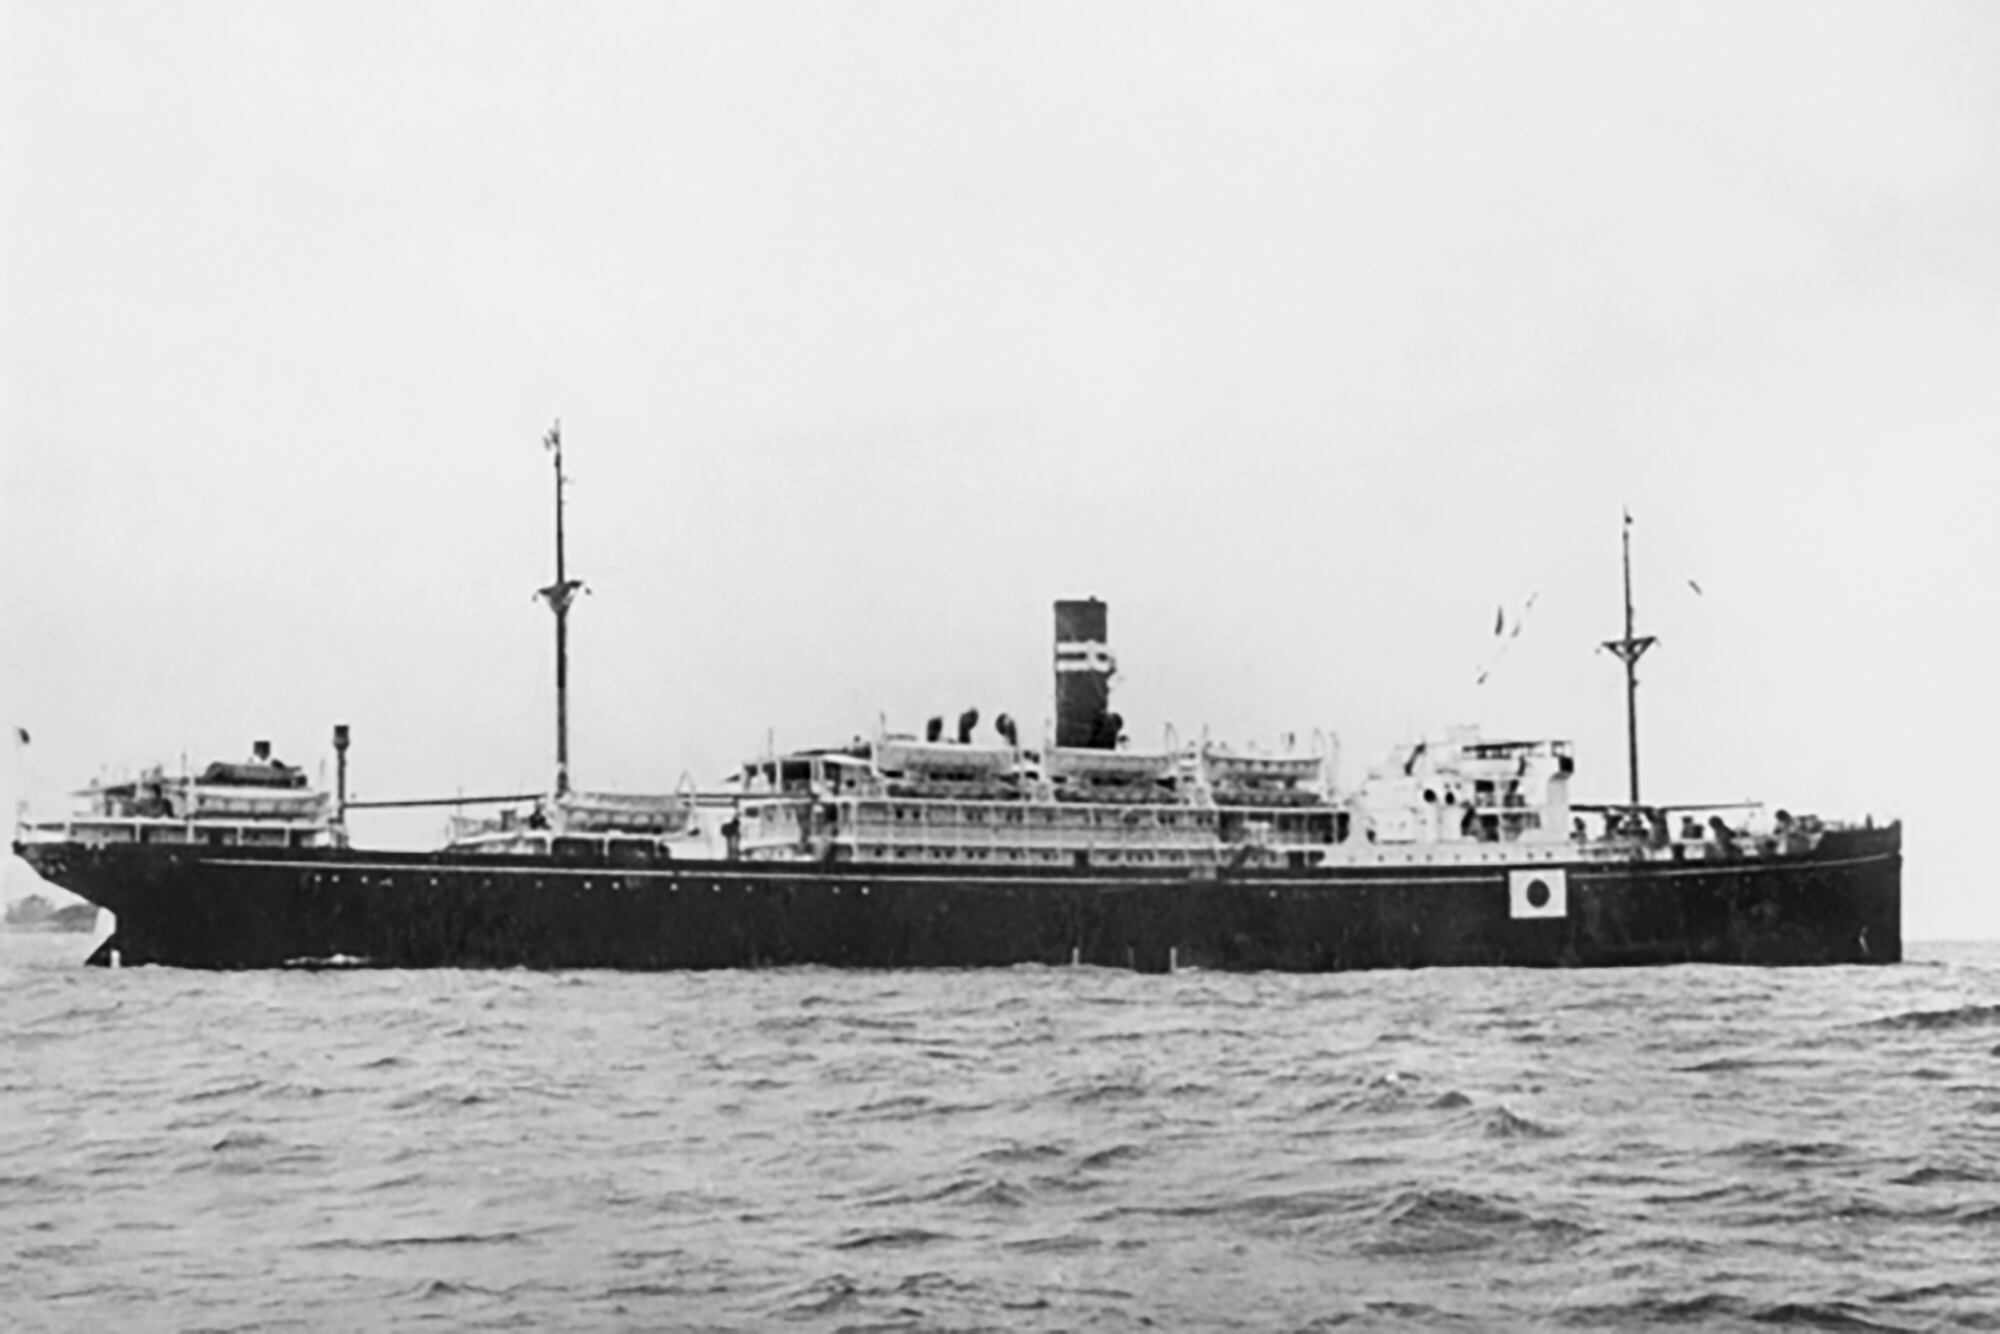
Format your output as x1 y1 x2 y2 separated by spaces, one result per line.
537 421 584 796
1601 509 1656 806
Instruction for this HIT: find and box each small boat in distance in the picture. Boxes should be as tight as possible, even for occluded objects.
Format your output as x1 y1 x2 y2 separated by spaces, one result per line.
12 427 1900 971
3 892 99 933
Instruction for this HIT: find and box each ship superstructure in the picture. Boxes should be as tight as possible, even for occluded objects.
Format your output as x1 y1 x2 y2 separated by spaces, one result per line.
23 742 341 852
694 598 1848 877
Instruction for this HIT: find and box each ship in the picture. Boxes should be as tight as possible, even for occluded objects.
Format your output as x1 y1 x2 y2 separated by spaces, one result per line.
12 426 1900 971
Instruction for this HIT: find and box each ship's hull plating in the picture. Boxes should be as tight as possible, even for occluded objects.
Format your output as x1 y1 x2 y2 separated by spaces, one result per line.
15 829 1901 971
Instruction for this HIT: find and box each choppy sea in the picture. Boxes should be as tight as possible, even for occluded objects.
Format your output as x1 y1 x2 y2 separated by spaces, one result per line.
3 931 1998 1333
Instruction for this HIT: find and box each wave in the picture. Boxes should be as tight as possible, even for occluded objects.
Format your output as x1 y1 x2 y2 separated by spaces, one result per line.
1089 1185 1380 1233
1004 1232 1101 1254
1870 1280 1994 1305
1865 1003 2000 1031
974 1140 1069 1165
1301 1072 1432 1115
302 1230 537 1251
387 1085 498 1110
1561 1294 1921 1329
850 1092 932 1117
1750 1300 1921 1330
1479 1106 1559 1139
412 1279 509 1300
1676 1055 1767 1073
1077 1143 1146 1170
1061 1077 1152 1106
830 1227 954 1250
1362 1187 1592 1257
1722 1139 1855 1167
179 1078 267 1103
867 1174 1027 1210
1890 1164 1993 1186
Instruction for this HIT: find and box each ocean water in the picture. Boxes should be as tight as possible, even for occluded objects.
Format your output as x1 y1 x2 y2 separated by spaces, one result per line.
3 933 1997 1333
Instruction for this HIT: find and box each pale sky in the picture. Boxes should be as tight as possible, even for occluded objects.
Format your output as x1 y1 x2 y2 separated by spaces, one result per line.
4 2 1996 938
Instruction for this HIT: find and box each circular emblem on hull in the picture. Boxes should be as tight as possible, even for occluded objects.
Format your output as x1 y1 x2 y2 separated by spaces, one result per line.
1508 868 1568 919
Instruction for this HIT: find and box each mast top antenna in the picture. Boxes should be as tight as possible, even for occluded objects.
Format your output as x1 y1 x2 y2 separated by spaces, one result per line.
1601 508 1656 807
536 420 583 795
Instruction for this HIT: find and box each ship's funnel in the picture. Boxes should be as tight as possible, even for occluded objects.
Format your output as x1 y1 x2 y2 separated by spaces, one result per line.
1055 598 1116 750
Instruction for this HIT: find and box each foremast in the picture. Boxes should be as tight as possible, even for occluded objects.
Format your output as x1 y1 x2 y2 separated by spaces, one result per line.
537 421 584 797
1601 509 1656 806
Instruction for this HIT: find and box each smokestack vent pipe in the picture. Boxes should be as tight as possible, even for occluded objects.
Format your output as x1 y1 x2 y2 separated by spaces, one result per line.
1054 599 1115 749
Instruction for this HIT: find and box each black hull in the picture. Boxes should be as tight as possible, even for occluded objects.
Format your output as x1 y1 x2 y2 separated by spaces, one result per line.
15 827 1901 972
